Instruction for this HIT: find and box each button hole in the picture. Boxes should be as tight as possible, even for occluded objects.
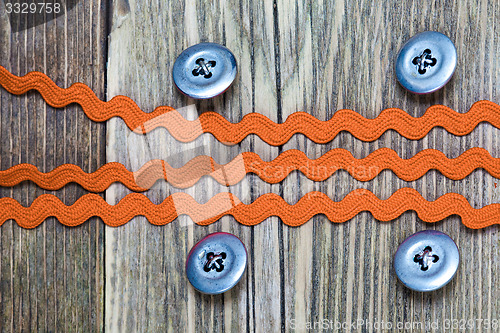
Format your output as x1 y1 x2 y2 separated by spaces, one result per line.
203 251 226 272
412 49 437 75
192 58 216 79
414 246 439 271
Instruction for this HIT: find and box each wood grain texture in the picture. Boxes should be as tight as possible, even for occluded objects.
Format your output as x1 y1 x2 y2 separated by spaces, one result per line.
0 0 106 331
106 0 499 332
0 0 498 332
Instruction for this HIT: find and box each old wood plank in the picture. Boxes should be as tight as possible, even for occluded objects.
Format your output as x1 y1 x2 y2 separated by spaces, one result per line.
106 1 499 331
2 0 497 331
103 0 498 332
105 0 198 329
105 0 276 330
276 0 500 331
0 0 107 331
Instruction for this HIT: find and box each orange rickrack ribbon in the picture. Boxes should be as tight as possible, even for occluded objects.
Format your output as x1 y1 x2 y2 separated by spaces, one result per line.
1 65 499 144
0 148 499 191
0 189 498 229
1 66 500 229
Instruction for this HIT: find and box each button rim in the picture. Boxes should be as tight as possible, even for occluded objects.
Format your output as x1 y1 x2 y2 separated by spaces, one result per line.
394 230 459 292
186 232 247 295
395 31 457 94
173 42 238 99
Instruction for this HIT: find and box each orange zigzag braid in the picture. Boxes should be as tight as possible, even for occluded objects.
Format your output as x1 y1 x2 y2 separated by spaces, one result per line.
1 148 500 191
0 188 498 229
1 66 499 144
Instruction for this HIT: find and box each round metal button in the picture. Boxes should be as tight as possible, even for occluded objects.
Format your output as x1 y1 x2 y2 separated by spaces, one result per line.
395 31 457 94
186 232 247 295
394 230 459 292
173 43 237 99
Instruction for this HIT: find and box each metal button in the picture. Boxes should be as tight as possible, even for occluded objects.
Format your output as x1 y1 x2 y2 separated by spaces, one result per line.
173 43 237 99
394 230 459 292
186 232 247 294
396 31 457 94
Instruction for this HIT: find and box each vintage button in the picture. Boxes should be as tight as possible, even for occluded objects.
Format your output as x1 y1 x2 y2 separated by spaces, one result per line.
186 232 247 294
394 230 459 292
395 31 457 94
173 42 237 99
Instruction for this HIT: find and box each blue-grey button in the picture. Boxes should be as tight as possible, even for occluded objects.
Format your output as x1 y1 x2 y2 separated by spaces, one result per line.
394 230 459 292
396 31 457 94
186 232 247 294
173 43 237 99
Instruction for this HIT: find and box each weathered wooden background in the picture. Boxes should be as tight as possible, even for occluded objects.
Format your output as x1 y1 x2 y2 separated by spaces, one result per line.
1 0 499 331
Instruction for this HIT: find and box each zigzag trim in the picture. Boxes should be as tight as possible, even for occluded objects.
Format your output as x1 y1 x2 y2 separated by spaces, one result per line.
0 148 498 191
1 66 499 144
0 188 497 229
